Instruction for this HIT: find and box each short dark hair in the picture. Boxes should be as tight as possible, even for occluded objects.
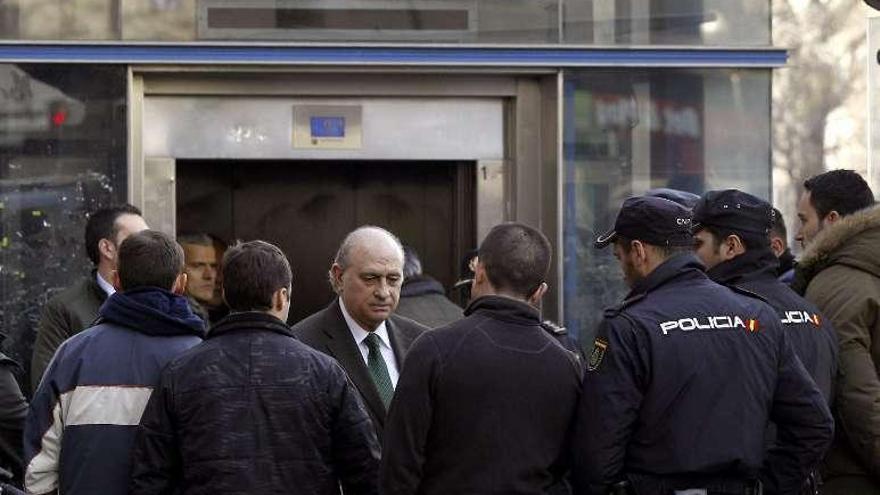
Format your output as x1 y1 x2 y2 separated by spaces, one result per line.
701 225 769 252
84 204 142 265
770 208 786 240
478 223 550 299
804 170 875 219
223 241 292 311
617 235 693 258
117 230 184 291
177 233 214 247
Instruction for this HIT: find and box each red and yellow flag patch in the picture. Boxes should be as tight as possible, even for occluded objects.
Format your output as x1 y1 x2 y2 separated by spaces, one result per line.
746 319 760 332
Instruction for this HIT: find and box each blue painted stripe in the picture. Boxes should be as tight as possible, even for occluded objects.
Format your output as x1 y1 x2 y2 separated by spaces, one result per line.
0 43 787 67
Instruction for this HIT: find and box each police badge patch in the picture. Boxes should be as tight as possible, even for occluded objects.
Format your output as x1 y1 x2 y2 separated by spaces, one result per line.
588 338 608 372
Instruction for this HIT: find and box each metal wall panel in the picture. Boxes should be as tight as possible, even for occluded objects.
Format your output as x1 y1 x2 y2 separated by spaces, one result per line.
143 96 504 160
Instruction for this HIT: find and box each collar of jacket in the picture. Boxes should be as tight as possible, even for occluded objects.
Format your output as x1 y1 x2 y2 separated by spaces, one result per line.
464 295 541 325
626 253 707 300
777 248 796 277
208 311 293 339
98 287 206 338
707 247 779 287
87 269 109 302
400 275 446 298
0 352 19 370
792 204 880 294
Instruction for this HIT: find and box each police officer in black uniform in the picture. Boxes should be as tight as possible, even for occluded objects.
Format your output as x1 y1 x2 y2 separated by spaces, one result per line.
692 190 838 494
692 190 837 403
571 196 833 495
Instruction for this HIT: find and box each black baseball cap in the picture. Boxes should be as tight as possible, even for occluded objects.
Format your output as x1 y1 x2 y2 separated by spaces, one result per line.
692 189 773 235
595 196 695 249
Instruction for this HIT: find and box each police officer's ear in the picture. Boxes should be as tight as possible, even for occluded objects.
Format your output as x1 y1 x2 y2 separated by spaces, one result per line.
527 282 548 306
769 235 785 258
721 235 746 260
630 240 649 263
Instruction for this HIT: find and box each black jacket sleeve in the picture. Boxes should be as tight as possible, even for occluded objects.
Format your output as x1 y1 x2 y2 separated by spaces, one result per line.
0 362 26 483
571 316 647 495
129 370 183 495
761 327 834 494
380 333 438 495
328 363 380 495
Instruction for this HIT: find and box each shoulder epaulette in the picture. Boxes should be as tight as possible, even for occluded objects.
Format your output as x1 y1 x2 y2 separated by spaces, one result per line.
729 284 770 303
540 320 567 336
603 292 647 317
0 352 21 372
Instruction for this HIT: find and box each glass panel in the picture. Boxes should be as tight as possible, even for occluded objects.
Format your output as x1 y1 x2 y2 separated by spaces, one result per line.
562 68 770 345
0 64 126 392
563 0 770 45
2 0 768 45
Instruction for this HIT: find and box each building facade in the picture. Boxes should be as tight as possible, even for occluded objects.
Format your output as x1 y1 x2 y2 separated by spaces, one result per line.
0 1 780 384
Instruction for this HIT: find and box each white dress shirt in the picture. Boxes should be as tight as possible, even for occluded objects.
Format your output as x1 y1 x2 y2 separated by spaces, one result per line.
339 298 400 388
96 272 116 297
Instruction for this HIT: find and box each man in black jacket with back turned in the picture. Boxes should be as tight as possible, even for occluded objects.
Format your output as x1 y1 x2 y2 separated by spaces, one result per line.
130 241 379 495
381 223 583 495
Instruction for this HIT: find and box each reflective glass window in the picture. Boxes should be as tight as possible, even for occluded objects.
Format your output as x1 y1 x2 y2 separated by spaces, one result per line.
562 68 770 345
2 0 769 45
564 0 770 45
0 64 126 390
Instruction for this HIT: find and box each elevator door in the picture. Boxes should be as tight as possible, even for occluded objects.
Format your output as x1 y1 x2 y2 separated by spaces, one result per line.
176 160 475 324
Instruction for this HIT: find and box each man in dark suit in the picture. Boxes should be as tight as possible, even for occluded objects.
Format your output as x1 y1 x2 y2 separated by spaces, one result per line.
292 226 427 438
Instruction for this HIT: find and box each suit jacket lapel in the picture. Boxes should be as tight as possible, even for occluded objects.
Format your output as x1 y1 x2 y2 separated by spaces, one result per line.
387 316 416 366
321 300 387 425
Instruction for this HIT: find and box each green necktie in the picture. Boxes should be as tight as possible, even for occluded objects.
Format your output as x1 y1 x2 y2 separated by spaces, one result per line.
364 333 394 409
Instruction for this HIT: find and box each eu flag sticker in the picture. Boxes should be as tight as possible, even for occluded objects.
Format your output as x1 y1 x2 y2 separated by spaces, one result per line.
310 116 345 138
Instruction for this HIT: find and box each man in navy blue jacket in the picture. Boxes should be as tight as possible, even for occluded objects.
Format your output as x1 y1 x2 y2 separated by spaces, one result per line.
691 190 838 493
572 196 833 495
23 230 205 495
692 190 837 404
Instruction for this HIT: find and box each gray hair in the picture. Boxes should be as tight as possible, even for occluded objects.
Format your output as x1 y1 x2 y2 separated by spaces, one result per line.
328 226 404 294
402 245 422 279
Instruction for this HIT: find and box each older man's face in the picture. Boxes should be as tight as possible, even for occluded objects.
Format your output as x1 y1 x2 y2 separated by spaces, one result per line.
336 241 403 331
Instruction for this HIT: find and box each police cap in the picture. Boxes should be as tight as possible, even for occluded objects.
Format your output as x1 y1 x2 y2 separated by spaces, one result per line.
595 196 694 249
645 188 700 209
692 189 774 235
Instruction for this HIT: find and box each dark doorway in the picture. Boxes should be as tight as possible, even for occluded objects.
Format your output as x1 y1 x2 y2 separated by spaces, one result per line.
176 160 475 324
